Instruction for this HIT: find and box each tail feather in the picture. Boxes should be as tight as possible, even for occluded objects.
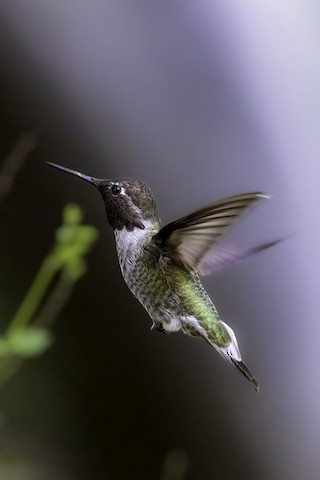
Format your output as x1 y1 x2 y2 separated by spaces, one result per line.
230 358 260 392
214 321 260 392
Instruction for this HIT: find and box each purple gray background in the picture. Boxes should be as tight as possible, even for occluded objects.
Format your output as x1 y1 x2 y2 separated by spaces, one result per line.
0 2 319 479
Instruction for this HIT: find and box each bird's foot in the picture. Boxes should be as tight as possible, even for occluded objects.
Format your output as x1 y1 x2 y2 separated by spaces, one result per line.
151 322 166 334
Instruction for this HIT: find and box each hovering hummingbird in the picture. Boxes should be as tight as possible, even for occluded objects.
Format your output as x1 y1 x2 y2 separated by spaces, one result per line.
46 162 279 391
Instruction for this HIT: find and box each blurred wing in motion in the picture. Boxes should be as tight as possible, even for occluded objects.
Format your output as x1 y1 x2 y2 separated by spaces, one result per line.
197 239 282 276
153 192 271 273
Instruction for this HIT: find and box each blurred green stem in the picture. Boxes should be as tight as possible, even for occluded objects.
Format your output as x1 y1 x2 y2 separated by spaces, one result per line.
35 274 75 328
7 255 57 335
0 204 98 390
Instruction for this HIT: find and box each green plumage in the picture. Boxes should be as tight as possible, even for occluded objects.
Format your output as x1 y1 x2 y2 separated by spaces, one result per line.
115 222 230 347
46 161 280 392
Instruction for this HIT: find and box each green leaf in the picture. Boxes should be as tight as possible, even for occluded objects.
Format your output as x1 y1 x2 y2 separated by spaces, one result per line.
7 328 53 357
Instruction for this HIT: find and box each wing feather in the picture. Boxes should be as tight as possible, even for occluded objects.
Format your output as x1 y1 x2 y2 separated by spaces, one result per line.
153 192 270 272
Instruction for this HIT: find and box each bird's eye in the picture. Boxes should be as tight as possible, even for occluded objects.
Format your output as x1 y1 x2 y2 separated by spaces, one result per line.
111 184 121 195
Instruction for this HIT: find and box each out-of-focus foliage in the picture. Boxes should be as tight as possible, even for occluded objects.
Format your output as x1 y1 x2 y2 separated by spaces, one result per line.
0 137 98 387
0 203 98 387
0 133 98 385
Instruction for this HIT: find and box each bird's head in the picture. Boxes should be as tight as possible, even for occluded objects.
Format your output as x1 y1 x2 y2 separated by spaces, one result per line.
46 162 160 231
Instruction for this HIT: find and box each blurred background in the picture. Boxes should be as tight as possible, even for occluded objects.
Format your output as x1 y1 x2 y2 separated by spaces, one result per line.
0 1 319 479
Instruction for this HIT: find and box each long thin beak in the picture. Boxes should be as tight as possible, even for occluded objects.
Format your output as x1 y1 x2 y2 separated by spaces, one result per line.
45 162 103 187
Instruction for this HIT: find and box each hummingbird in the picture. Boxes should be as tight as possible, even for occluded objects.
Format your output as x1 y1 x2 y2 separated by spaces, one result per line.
46 162 279 391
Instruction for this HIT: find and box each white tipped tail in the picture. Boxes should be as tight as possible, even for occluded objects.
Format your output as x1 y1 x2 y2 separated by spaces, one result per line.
215 321 259 392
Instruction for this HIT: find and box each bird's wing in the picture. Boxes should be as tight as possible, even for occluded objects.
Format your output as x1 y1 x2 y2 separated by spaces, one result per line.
197 239 282 276
153 192 270 274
